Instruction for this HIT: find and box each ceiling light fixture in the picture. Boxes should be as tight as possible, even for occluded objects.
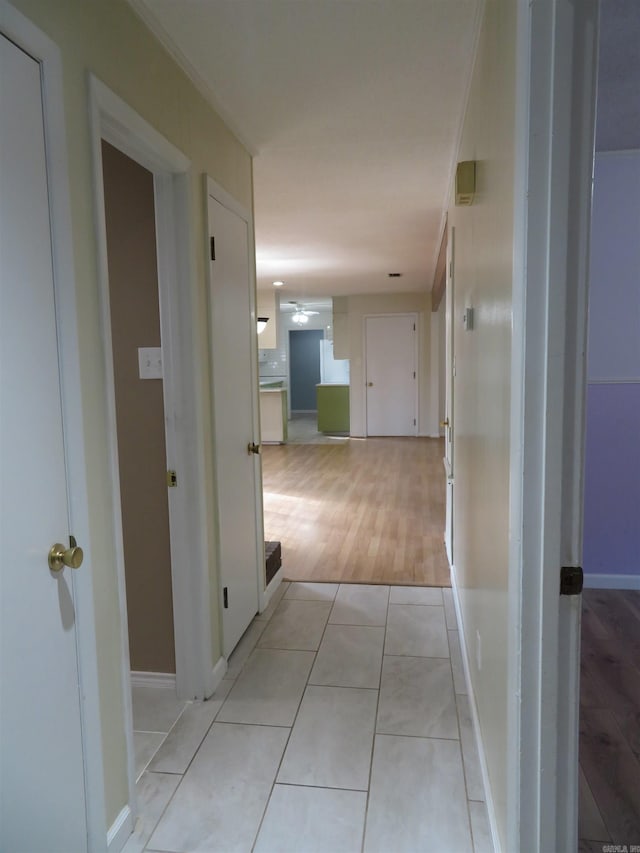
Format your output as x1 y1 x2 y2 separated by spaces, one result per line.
257 317 269 334
292 311 309 325
272 280 284 287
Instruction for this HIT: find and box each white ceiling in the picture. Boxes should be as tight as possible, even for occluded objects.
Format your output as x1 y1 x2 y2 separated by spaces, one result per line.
132 0 482 299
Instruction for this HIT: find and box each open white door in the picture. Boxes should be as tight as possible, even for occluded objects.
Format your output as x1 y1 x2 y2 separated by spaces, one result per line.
509 1 598 850
0 30 101 851
443 228 455 565
207 182 264 658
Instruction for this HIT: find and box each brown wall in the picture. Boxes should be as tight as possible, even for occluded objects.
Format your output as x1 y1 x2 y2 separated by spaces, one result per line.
102 141 175 673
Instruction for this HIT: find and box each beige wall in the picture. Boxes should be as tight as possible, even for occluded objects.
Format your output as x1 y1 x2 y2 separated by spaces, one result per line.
11 0 252 829
336 292 433 437
447 0 516 848
102 142 175 674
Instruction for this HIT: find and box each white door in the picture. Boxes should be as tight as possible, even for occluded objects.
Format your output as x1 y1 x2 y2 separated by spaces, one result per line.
443 228 455 564
0 34 88 851
207 192 263 657
365 314 417 436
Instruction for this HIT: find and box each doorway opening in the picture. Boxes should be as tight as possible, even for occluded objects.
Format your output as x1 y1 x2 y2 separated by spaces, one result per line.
90 78 215 819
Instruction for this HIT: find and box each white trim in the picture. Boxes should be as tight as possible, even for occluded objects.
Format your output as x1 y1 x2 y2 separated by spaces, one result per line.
362 313 419 437
209 656 228 694
587 378 640 385
583 573 640 591
450 564 500 853
595 147 640 159
107 806 133 853
89 76 214 705
130 671 177 690
508 2 599 851
0 4 107 849
260 566 284 613
88 76 216 839
205 173 265 659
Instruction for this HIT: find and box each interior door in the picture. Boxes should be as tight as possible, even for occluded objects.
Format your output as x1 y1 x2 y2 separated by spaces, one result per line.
0 34 88 851
444 227 455 564
365 314 417 436
208 191 263 657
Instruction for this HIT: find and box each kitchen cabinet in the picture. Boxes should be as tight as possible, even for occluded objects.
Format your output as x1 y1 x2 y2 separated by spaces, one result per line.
316 384 350 433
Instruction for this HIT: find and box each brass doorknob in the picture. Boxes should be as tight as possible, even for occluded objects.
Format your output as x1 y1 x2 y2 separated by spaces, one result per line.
48 540 84 572
248 442 261 455
440 419 449 427
367 382 374 387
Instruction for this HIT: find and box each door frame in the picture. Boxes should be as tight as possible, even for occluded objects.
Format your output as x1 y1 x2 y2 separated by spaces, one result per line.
507 1 598 850
444 226 455 565
363 312 419 437
0 3 107 848
204 175 266 644
89 77 216 807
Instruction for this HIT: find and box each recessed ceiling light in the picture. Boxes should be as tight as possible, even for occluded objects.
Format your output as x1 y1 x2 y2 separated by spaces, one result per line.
272 280 284 287
388 272 403 278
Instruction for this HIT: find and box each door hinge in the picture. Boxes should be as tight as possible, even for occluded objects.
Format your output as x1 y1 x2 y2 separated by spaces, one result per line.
560 566 583 596
223 586 229 609
413 371 416 379
413 418 416 426
210 235 216 261
167 470 177 488
413 323 416 331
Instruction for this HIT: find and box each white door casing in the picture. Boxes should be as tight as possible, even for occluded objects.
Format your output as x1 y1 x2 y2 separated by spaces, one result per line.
444 227 455 565
364 314 418 436
507 1 599 850
207 181 264 658
89 78 215 711
0 28 104 851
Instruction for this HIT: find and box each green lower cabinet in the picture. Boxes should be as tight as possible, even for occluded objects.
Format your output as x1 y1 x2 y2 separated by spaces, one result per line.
316 384 350 433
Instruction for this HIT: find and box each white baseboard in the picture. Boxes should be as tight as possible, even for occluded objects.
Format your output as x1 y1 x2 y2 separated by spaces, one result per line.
207 656 228 698
130 671 176 690
107 805 132 853
260 566 283 612
449 563 500 853
583 572 640 590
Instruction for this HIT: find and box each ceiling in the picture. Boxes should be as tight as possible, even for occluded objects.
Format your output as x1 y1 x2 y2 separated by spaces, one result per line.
131 0 482 300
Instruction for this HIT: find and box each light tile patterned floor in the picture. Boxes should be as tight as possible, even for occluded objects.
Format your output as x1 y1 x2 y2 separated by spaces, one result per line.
126 582 492 853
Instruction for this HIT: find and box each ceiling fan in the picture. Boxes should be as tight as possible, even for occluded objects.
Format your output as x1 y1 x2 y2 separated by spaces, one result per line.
288 301 319 325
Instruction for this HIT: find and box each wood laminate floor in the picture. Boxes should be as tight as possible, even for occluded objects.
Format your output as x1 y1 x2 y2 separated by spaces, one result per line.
261 435 450 586
579 589 640 850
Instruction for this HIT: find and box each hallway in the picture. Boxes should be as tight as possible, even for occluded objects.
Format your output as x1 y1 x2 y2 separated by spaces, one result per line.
126 582 490 852
262 437 450 586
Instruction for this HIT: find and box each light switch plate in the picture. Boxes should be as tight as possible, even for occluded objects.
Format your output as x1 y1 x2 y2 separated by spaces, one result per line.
138 347 163 379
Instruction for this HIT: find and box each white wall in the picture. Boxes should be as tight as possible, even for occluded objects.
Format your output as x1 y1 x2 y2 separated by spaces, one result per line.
587 151 640 381
447 0 516 848
583 151 640 584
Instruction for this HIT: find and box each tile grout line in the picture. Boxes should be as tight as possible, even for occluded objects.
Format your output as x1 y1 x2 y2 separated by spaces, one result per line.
249 582 339 852
141 587 286 853
361 583 391 853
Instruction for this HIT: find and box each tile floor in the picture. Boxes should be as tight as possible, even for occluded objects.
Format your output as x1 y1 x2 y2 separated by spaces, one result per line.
127 582 492 853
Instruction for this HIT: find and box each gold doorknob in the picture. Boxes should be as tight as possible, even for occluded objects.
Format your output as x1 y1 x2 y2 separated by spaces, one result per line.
48 538 84 572
367 382 374 387
248 442 261 455
440 419 449 427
